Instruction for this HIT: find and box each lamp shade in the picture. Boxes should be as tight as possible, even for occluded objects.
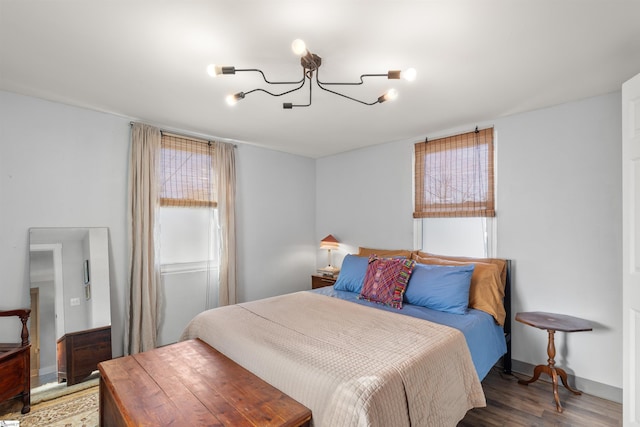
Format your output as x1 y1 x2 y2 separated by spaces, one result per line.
320 234 339 250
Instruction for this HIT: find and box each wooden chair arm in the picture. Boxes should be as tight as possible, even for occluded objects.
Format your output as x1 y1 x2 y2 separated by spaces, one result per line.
0 309 31 347
0 309 30 318
0 345 26 359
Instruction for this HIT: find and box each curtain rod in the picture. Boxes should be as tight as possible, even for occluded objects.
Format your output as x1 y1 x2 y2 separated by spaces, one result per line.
129 122 237 148
422 125 493 143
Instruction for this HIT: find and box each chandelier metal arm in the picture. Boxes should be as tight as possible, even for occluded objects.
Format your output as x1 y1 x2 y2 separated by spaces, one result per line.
235 68 305 85
244 78 305 98
283 74 312 109
236 68 307 104
317 73 389 86
315 82 380 106
315 71 380 106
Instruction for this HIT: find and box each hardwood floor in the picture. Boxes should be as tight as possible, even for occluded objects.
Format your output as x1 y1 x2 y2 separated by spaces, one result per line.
30 371 57 389
459 367 622 426
2 365 622 425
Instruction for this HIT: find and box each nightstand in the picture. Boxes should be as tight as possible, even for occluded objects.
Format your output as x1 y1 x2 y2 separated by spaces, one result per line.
516 311 592 412
311 274 337 289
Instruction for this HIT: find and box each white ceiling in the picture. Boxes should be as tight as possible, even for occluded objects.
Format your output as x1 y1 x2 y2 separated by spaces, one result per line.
2 1 640 158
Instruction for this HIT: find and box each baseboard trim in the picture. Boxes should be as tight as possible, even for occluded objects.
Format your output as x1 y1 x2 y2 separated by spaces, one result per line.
511 360 622 404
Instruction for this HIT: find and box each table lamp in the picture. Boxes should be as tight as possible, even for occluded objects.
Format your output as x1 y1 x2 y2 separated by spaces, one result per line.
319 234 340 276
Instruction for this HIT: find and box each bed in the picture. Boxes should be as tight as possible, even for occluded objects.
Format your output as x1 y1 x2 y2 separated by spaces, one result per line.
181 249 511 427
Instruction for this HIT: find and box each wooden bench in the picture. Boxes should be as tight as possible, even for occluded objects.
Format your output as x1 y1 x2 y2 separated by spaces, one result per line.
98 338 311 427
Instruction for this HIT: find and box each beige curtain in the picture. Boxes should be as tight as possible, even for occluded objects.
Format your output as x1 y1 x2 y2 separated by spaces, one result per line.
126 123 162 354
214 141 237 306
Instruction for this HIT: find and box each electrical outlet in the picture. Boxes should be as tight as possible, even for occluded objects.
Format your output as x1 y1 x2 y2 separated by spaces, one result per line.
70 297 80 306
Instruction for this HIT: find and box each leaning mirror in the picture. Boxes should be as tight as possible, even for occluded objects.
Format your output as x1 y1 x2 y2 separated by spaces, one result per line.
29 227 112 387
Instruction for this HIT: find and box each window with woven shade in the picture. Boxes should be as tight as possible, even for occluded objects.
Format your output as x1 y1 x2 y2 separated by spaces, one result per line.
158 133 220 338
414 127 495 218
160 134 216 207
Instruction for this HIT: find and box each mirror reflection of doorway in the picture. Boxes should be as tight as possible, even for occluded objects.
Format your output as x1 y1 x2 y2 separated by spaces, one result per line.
29 227 112 389
29 245 61 387
29 288 39 378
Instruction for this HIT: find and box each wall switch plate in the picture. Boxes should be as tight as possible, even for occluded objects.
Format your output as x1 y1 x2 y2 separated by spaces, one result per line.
70 297 80 306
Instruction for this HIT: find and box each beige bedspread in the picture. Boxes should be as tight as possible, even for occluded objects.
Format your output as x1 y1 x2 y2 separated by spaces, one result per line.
180 291 485 427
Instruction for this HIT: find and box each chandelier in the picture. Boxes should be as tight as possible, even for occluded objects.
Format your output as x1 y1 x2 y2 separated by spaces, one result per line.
207 39 416 109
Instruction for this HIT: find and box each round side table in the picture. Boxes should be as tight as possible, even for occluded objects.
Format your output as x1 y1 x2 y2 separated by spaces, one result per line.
515 311 592 413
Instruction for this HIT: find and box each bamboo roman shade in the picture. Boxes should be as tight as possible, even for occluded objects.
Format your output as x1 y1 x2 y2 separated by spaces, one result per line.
160 133 216 207
414 127 495 218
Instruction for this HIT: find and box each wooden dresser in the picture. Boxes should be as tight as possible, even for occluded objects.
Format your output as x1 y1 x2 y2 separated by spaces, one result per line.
98 339 311 427
57 325 111 386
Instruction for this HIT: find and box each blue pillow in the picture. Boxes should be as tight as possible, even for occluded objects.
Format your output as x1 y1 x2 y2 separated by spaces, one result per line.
404 263 475 314
333 254 369 293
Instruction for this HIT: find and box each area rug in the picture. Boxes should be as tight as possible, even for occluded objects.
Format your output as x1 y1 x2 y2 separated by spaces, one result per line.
31 376 99 405
0 385 98 427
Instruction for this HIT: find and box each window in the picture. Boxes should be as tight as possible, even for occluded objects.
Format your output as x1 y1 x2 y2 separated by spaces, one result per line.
159 133 219 270
159 208 219 267
158 133 219 345
414 127 494 218
160 134 216 208
419 217 494 258
414 128 496 257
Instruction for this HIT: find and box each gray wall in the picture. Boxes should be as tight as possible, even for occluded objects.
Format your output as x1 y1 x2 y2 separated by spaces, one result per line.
0 90 316 356
316 92 622 398
0 89 622 400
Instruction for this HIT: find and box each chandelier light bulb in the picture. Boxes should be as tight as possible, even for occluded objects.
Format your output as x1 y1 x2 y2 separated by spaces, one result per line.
291 39 307 56
377 88 398 104
402 68 417 82
226 92 245 106
385 88 398 101
207 64 221 78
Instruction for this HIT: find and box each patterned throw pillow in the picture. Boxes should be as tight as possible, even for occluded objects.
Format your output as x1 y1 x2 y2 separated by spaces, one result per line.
358 255 416 309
